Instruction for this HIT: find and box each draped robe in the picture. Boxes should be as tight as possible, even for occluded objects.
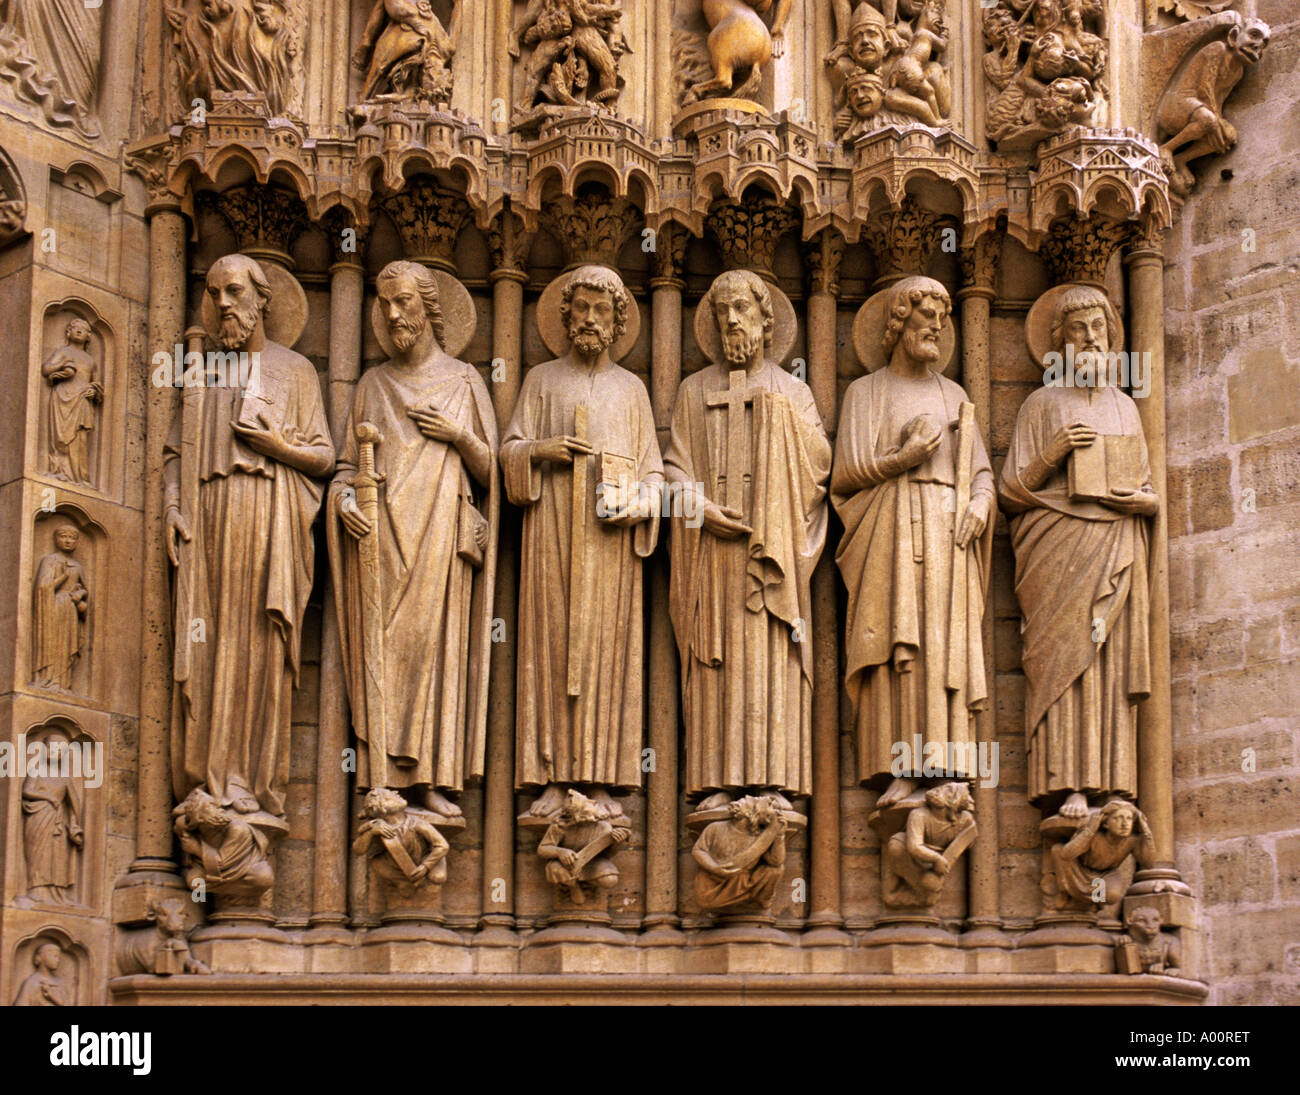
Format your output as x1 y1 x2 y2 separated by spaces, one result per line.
502 356 662 789
22 771 82 899
666 359 830 798
999 384 1152 804
165 342 332 819
327 352 498 792
832 367 994 786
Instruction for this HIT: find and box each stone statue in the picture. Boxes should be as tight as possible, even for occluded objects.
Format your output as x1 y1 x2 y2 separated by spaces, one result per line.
172 787 277 902
352 787 451 893
981 0 1107 150
30 525 89 693
19 729 83 905
353 0 458 109
1000 285 1157 820
1044 798 1155 917
165 253 334 821
167 0 302 118
675 0 793 105
692 794 787 914
42 317 101 485
826 0 953 138
880 781 976 908
833 276 993 805
536 788 631 905
502 265 662 806
3 0 102 135
116 898 211 976
1157 16 1270 196
327 260 497 824
666 269 830 803
1116 905 1181 976
510 0 629 131
12 941 69 1005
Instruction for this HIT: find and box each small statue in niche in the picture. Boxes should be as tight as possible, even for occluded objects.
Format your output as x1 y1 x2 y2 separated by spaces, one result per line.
19 728 83 907
12 941 69 1005
881 782 977 909
510 0 630 131
353 0 459 109
30 524 89 693
172 787 277 902
1157 16 1270 197
692 795 787 915
1116 905 1182 976
674 0 793 106
352 787 451 893
42 316 101 485
981 0 1107 151
1044 798 1155 918
536 788 631 906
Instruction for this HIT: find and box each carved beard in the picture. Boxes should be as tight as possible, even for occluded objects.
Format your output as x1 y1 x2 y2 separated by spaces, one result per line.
570 325 613 358
218 304 260 350
903 325 941 364
389 314 429 353
722 327 761 366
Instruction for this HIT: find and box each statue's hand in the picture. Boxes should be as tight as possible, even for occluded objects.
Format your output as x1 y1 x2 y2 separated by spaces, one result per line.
532 435 593 466
1102 487 1158 517
231 416 293 463
409 406 464 445
557 848 578 869
934 855 951 877
898 417 943 469
165 506 192 568
701 501 751 541
1043 420 1097 467
351 45 370 71
955 497 989 549
338 488 372 539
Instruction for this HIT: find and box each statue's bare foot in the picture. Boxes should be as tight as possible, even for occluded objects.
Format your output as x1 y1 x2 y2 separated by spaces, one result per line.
761 789 793 811
528 783 567 817
420 787 463 819
877 777 917 809
1060 791 1089 819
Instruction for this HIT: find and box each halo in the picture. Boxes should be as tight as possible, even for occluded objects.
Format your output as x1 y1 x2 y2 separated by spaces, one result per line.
694 273 798 368
853 282 958 377
371 268 477 360
1025 283 1124 370
536 265 641 363
200 259 308 349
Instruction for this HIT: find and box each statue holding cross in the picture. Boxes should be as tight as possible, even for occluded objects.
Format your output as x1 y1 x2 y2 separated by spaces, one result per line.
665 269 831 804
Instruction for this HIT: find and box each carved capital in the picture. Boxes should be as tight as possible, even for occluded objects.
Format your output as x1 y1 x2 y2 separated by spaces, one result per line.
380 179 472 273
206 183 308 267
805 229 845 297
321 207 368 268
864 196 955 283
1040 217 1133 286
540 189 643 270
960 230 1002 294
486 210 534 277
705 195 800 280
651 222 689 286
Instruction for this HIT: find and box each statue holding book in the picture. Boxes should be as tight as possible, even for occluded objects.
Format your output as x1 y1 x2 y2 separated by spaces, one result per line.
999 284 1158 821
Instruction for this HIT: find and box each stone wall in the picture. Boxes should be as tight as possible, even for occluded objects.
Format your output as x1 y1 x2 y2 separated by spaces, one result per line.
1166 1 1300 1006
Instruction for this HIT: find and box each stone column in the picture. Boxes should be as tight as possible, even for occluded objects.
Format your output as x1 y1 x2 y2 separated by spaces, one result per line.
803 230 847 942
126 155 187 887
643 224 686 940
1125 227 1183 885
309 243 365 934
479 211 530 942
957 233 1008 949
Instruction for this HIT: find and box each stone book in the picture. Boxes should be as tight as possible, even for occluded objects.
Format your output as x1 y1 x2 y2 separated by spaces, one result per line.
1068 435 1143 503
